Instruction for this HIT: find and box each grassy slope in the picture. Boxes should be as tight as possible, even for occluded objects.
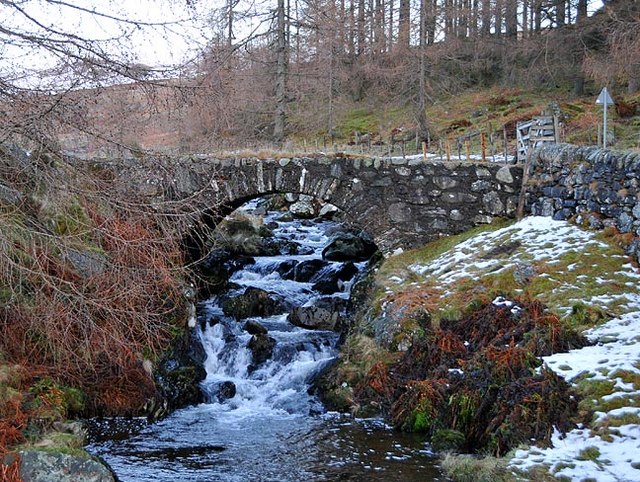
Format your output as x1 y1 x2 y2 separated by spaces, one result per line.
296 86 640 154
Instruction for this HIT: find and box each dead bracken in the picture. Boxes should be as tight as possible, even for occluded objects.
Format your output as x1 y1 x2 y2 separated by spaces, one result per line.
354 297 590 455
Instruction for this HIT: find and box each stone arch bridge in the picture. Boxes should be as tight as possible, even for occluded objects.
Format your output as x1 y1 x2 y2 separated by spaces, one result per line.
139 155 524 255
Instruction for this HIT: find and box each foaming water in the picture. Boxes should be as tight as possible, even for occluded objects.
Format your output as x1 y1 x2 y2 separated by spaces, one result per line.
87 202 444 481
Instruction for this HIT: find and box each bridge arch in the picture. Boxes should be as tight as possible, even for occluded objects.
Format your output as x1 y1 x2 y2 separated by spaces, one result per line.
163 156 524 255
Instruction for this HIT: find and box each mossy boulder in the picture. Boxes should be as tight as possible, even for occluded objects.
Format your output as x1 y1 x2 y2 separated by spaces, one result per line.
322 231 378 262
221 287 288 320
15 450 115 482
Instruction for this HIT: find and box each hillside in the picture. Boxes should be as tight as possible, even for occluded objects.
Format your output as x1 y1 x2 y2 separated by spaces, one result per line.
53 83 640 159
319 216 640 481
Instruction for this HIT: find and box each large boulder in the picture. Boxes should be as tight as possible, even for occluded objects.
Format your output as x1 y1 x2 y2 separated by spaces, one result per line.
155 329 207 413
288 305 342 331
322 231 377 262
247 334 276 367
198 248 255 296
212 216 280 257
289 195 317 219
280 259 329 282
221 287 288 320
16 450 115 482
312 262 359 294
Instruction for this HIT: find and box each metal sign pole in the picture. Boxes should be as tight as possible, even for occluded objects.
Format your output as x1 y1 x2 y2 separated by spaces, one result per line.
604 100 608 148
596 87 614 149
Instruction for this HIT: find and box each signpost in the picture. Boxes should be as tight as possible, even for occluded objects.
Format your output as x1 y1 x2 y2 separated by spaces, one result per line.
596 87 614 148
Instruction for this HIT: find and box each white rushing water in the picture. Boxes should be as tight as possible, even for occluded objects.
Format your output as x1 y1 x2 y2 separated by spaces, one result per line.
87 200 444 481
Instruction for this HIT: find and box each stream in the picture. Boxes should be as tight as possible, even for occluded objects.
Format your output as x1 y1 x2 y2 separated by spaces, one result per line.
87 200 446 481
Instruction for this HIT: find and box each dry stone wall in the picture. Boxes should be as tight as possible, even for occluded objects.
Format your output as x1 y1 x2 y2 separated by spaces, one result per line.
525 144 640 259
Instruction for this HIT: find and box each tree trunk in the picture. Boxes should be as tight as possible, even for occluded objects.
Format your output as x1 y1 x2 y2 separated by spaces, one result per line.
375 0 385 53
577 0 588 21
534 0 542 31
357 0 365 55
556 0 566 26
481 0 491 36
416 0 429 144
495 0 503 35
427 0 437 44
505 0 517 37
227 0 234 46
273 0 288 144
388 0 394 49
399 0 411 47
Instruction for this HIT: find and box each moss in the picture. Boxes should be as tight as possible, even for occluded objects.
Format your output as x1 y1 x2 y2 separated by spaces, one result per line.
378 219 514 281
26 378 86 422
577 446 601 462
596 413 640 428
594 393 640 413
523 239 639 318
48 199 93 240
432 429 466 452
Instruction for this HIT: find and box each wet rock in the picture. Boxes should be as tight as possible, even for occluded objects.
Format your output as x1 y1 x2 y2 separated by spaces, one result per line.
311 262 359 294
212 217 281 257
221 287 288 320
210 381 237 402
288 305 342 331
319 203 339 219
247 334 276 366
312 278 341 294
277 240 313 256
275 212 294 222
155 329 207 411
198 248 255 296
289 259 329 282
322 232 378 262
276 259 299 278
17 450 115 482
289 195 317 219
243 320 268 335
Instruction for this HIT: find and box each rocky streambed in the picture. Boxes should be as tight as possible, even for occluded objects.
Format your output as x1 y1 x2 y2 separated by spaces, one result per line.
86 196 446 481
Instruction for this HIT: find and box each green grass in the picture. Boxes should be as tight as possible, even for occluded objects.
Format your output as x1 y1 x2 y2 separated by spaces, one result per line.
441 453 517 482
377 218 514 283
337 107 380 138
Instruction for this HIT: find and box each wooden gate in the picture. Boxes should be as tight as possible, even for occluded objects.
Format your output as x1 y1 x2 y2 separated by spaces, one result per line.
517 115 560 162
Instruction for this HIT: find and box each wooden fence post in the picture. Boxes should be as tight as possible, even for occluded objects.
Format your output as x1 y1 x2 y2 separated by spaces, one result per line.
481 132 486 162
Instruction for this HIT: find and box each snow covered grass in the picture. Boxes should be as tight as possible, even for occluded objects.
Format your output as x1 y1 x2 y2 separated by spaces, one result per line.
405 217 639 322
377 216 640 481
